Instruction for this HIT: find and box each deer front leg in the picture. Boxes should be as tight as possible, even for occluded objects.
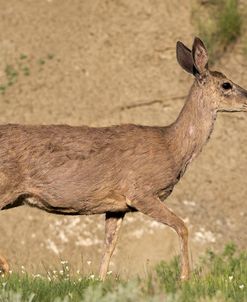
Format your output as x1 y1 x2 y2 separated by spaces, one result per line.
99 212 125 280
0 254 9 275
131 196 189 280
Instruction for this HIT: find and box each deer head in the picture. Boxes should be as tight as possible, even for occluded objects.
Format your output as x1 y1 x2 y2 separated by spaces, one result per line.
176 37 247 113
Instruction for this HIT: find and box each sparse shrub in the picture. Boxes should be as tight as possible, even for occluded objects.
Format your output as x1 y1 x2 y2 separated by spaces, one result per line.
0 53 55 95
5 64 18 86
195 0 242 63
218 0 242 45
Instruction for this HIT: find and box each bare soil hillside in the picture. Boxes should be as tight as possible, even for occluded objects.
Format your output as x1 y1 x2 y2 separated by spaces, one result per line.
0 0 246 277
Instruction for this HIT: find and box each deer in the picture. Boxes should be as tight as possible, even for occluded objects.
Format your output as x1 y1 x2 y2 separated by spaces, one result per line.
0 37 246 280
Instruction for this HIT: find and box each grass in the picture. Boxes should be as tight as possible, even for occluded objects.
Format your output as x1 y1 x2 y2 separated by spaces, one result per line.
194 0 242 63
1 244 247 301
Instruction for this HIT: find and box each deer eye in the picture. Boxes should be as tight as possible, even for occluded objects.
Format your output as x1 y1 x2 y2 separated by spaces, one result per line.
222 82 232 90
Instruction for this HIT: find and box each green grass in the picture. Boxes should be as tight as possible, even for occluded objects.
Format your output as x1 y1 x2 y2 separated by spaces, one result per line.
1 244 247 301
156 244 247 302
195 0 242 63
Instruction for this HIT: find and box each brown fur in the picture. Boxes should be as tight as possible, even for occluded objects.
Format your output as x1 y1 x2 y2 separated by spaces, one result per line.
0 37 247 279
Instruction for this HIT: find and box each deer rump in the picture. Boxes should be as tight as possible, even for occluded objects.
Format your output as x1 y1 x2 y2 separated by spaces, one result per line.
0 124 175 215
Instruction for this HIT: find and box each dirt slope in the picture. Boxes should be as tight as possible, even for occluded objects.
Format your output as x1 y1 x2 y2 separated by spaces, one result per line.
0 0 246 276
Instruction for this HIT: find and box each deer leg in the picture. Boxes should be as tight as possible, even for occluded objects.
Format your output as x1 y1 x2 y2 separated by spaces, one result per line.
99 212 125 280
0 203 10 275
0 254 9 275
131 197 189 280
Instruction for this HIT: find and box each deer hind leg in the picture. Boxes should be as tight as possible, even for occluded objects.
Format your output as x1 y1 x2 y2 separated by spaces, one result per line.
0 254 9 274
99 212 125 280
0 191 23 275
131 196 189 280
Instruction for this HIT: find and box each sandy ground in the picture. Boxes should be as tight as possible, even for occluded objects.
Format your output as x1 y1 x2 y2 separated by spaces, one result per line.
0 0 246 277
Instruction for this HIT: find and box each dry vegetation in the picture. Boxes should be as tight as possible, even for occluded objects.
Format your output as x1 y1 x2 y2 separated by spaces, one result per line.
194 0 242 63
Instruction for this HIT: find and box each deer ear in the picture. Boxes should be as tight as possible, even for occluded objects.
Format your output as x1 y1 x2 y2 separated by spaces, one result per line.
176 41 195 75
192 37 208 74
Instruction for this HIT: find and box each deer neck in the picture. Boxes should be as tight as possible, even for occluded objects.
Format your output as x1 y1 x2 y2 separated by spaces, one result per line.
169 81 217 169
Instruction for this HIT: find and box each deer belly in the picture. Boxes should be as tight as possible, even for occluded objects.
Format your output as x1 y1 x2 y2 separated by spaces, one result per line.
24 190 130 215
78 192 130 214
25 196 81 214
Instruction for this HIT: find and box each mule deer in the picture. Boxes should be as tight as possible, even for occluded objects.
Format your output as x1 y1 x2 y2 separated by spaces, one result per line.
0 37 246 280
